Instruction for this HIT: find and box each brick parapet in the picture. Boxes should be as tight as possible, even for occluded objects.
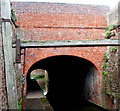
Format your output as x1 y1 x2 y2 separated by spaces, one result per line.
12 2 109 42
12 2 109 38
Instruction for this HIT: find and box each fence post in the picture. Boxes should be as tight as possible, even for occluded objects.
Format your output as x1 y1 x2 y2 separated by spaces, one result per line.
1 0 18 109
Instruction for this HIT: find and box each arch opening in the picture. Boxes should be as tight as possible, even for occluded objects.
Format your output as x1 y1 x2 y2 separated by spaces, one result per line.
27 69 49 98
26 55 98 110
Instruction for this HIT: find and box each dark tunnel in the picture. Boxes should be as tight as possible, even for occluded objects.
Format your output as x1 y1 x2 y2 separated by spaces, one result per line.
26 55 99 111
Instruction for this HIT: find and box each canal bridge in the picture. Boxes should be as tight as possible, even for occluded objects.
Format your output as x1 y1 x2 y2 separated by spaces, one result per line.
1 0 120 110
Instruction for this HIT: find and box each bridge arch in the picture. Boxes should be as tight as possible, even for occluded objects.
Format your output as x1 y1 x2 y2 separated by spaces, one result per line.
26 55 98 110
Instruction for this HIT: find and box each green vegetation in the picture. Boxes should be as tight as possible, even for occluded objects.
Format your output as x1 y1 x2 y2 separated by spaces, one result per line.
41 87 46 93
40 98 48 103
15 34 19 39
104 52 109 62
105 90 120 99
105 24 118 31
23 96 27 101
104 30 111 39
30 74 45 80
115 94 120 99
11 8 19 27
77 31 81 34
21 39 106 44
18 75 22 81
18 98 22 111
110 46 117 53
102 71 108 76
102 52 109 75
11 8 17 22
22 40 45 43
104 24 118 39
102 62 107 69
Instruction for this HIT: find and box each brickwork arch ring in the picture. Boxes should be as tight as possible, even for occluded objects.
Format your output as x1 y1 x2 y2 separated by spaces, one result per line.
26 55 99 110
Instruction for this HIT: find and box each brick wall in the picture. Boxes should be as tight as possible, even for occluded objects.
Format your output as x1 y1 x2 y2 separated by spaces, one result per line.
102 2 120 109
12 2 110 105
12 2 109 41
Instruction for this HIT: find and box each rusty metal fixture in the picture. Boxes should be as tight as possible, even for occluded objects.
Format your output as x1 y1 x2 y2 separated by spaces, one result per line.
16 39 21 63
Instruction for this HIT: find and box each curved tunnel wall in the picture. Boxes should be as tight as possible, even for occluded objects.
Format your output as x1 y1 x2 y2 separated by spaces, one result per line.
26 55 98 110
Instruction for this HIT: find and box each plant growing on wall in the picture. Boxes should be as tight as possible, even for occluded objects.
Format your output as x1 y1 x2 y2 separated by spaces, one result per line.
104 24 118 39
104 30 112 39
105 24 118 31
102 52 109 75
18 98 22 111
102 62 107 69
102 71 108 75
110 46 117 53
104 52 109 62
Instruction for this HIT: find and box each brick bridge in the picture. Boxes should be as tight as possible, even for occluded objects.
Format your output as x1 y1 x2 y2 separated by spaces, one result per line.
11 2 110 108
1 0 120 110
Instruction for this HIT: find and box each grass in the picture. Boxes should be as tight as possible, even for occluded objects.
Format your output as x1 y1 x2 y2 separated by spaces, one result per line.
30 74 45 80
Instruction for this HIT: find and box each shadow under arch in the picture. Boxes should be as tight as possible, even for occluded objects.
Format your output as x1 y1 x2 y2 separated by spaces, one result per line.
26 55 98 111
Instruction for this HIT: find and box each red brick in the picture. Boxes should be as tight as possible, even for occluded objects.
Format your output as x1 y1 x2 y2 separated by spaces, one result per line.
12 2 109 105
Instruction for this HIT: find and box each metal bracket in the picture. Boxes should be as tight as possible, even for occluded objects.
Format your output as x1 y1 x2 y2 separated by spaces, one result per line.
16 39 21 63
1 18 12 24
